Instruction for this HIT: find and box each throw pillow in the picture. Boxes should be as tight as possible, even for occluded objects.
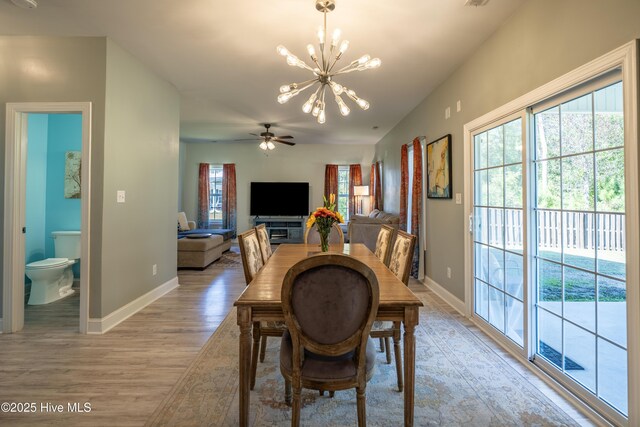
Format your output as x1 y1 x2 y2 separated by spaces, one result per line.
177 212 191 231
368 209 380 218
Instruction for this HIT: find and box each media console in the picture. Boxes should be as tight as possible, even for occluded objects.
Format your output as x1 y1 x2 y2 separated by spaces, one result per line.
253 217 306 244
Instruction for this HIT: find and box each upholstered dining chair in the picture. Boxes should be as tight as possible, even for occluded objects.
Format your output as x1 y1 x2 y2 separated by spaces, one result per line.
253 223 285 365
304 222 344 244
238 229 284 390
370 229 416 392
280 254 379 427
374 224 395 265
254 223 272 264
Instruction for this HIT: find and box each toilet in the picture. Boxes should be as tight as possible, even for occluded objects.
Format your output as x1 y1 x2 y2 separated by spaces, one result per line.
26 231 81 305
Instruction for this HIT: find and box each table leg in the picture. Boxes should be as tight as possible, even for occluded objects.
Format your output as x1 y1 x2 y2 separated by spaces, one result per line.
403 307 419 427
237 306 252 427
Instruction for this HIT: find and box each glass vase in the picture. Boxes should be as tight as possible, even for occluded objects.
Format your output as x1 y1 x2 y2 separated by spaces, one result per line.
319 229 330 252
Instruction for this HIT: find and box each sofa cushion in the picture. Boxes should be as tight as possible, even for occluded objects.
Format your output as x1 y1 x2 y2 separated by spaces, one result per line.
177 212 191 231
368 209 380 218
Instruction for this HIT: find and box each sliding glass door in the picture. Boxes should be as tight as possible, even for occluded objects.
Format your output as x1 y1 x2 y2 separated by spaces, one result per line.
473 116 525 348
471 76 628 421
533 80 627 417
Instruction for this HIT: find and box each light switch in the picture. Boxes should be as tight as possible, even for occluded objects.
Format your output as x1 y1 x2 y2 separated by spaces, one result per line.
455 193 462 204
456 100 462 112
445 107 451 119
117 190 126 203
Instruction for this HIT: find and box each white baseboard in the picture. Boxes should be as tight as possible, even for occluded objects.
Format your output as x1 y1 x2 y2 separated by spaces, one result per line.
423 276 467 316
87 277 179 334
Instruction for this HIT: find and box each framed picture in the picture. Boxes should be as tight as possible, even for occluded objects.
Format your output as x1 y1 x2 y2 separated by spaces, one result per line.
426 134 452 199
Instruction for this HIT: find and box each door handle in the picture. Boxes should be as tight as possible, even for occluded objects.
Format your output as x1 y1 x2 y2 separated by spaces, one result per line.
22 227 26 234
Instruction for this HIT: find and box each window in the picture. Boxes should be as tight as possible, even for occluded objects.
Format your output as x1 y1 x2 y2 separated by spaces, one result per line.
337 166 350 221
209 166 223 223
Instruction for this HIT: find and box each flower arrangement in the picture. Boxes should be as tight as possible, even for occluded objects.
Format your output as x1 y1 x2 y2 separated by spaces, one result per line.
306 194 344 252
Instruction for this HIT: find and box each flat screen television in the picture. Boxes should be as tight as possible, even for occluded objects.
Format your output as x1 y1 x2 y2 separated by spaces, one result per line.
250 182 309 216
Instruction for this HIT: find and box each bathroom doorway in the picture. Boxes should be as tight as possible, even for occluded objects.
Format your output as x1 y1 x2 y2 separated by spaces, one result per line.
3 102 91 334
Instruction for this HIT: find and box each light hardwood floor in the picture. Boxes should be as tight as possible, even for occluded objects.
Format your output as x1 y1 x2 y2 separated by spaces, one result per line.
0 248 593 426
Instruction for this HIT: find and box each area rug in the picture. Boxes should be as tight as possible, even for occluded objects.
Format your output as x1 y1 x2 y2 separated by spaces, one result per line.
147 291 579 426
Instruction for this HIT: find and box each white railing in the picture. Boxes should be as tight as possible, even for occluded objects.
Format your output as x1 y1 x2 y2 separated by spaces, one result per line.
485 209 626 252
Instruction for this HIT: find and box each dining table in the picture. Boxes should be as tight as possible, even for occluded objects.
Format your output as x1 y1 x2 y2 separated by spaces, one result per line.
234 243 424 426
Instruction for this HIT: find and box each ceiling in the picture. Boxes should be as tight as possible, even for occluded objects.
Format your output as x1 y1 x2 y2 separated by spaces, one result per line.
1 0 526 146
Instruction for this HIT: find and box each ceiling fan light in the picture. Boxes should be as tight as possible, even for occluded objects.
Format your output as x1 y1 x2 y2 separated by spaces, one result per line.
259 141 268 150
267 141 275 150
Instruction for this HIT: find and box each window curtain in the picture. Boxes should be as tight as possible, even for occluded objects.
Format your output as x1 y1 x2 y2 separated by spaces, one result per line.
197 163 210 229
410 137 423 279
222 163 237 237
375 161 384 211
348 164 362 217
324 164 338 200
399 145 409 231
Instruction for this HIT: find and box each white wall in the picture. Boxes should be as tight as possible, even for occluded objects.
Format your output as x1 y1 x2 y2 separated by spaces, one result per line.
375 0 640 301
181 142 376 233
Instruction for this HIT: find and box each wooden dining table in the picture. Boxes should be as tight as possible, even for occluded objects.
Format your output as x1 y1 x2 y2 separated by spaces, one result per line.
234 243 424 426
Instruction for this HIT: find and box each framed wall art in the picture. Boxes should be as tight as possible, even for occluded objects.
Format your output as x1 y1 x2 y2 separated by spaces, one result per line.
426 134 452 199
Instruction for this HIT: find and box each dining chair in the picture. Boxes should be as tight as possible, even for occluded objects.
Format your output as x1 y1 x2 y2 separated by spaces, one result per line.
253 223 284 364
280 254 379 427
238 228 285 389
304 222 344 244
370 229 416 392
374 224 395 265
254 223 272 264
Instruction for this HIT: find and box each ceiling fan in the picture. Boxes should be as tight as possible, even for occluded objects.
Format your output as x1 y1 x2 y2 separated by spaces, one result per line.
237 124 295 150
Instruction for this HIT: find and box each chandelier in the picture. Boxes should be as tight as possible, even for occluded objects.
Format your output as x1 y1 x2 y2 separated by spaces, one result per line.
276 0 381 124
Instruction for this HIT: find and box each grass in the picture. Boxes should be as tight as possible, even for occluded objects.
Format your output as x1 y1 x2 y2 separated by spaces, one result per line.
538 251 626 302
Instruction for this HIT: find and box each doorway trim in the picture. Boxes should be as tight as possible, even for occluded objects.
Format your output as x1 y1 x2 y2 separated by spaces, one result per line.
3 102 91 334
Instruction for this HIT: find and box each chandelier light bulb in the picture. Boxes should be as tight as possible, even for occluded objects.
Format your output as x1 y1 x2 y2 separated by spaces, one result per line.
276 45 289 56
259 141 268 150
357 98 370 110
318 109 326 124
338 40 349 55
267 141 275 150
365 58 382 69
331 28 341 47
306 44 316 59
275 0 380 123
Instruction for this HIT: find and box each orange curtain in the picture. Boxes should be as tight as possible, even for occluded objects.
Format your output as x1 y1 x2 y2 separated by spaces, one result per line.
375 161 384 211
324 164 338 201
400 145 409 231
410 137 423 278
348 164 362 218
197 163 210 229
222 164 237 237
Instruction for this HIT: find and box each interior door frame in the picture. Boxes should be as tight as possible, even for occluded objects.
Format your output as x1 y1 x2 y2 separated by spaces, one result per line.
463 41 638 426
3 102 92 334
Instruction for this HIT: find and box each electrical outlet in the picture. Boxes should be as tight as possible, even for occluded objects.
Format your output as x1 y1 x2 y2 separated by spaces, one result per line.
447 267 452 279
117 190 126 203
455 193 462 204
152 264 157 276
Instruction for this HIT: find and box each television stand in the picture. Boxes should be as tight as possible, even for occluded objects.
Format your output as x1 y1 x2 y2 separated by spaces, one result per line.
253 217 305 244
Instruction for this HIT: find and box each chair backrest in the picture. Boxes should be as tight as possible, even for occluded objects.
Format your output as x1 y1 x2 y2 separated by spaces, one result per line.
254 223 272 264
388 230 417 285
281 254 379 364
304 222 344 244
374 224 395 266
238 229 264 285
